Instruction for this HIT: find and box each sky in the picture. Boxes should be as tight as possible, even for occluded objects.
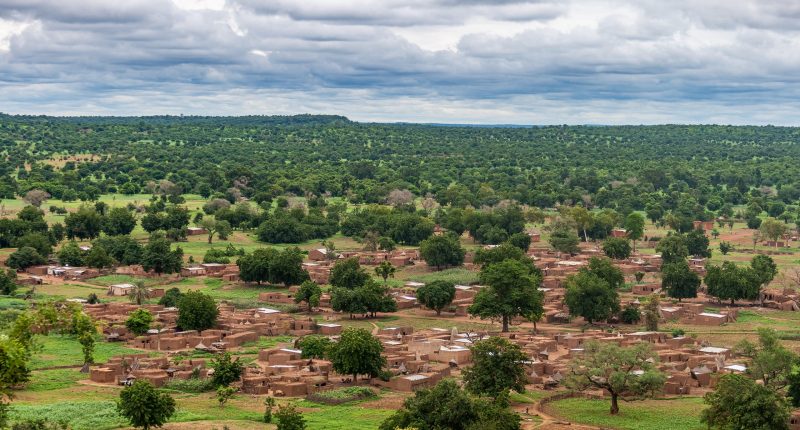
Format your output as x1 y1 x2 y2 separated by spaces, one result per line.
1 0 800 124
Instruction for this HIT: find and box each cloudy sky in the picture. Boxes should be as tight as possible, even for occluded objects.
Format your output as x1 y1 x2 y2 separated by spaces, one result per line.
1 0 800 124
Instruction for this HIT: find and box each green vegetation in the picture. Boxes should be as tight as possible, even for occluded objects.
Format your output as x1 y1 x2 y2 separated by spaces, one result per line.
547 397 705 430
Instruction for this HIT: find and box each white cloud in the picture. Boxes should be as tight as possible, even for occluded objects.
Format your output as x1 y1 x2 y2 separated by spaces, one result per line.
2 0 800 124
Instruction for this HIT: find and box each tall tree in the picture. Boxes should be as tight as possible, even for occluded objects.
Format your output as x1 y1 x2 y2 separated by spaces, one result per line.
661 260 700 302
116 380 176 430
419 233 465 270
294 280 322 312
701 374 789 430
469 259 543 332
705 261 761 305
141 235 183 275
624 212 645 252
564 271 620 324
374 261 396 286
655 235 688 264
463 337 528 399
415 280 456 316
102 207 137 236
750 254 778 292
760 217 787 243
327 328 385 382
602 237 631 260
567 341 665 415
177 291 218 333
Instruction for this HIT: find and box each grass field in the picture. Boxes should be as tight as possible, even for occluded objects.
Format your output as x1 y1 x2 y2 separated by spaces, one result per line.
546 396 706 430
29 335 145 370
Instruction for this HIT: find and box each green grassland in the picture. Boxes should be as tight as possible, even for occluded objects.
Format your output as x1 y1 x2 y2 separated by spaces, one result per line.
546 396 706 430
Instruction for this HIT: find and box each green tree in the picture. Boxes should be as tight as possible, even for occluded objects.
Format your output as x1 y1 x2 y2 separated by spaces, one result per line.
415 280 456 315
719 241 733 255
583 257 625 289
7 247 46 270
750 254 777 291
620 305 641 324
602 237 631 260
374 261 396 286
327 328 385 382
643 294 660 331
200 218 232 244
0 336 32 389
0 269 19 296
566 206 593 242
216 385 236 408
294 280 322 312
469 259 543 332
567 341 665 415
237 248 278 284
705 261 761 305
734 328 797 391
128 281 150 306
548 228 580 255
297 335 332 360
141 236 183 275
685 229 711 257
125 309 154 336
564 272 619 324
419 233 465 270
57 241 85 266
177 291 218 332
330 258 370 289
16 232 52 257
379 379 520 430
473 243 537 273
275 404 306 430
624 212 645 251
116 380 176 430
506 232 531 251
760 217 787 243
158 287 183 307
85 245 113 268
268 247 309 287
661 261 700 302
263 396 276 423
655 235 688 264
701 374 789 430
102 207 137 236
65 206 102 240
211 352 244 387
463 337 527 399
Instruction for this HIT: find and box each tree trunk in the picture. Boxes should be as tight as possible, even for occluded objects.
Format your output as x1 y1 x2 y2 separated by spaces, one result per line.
633 239 637 252
610 393 620 415
731 298 735 306
353 374 358 383
583 229 588 243
436 309 441 316
533 320 538 334
502 316 509 332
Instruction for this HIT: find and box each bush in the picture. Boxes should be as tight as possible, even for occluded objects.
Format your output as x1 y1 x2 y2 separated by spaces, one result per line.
671 329 686 338
306 386 376 405
620 305 641 324
163 377 214 393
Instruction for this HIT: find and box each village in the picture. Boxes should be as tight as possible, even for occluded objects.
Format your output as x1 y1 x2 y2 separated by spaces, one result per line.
8 215 800 430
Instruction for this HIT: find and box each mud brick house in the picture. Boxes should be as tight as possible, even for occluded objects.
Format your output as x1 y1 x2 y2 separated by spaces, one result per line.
181 266 206 277
692 220 715 231
186 227 207 236
632 283 661 295
611 228 627 238
108 283 136 296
